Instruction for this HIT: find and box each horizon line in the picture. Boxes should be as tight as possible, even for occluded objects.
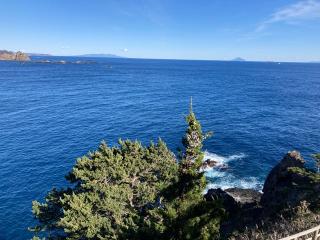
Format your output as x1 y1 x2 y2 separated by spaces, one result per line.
31 55 320 64
2 49 319 63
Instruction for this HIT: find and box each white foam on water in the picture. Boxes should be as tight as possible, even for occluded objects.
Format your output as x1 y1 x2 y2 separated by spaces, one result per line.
203 151 246 164
202 151 263 191
202 151 246 173
206 176 263 191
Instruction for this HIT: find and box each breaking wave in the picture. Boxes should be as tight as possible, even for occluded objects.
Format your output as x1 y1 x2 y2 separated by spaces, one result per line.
202 151 263 191
203 151 246 169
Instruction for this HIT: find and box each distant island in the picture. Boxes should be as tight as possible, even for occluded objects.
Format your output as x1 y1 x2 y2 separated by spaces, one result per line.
231 57 246 61
75 53 124 58
0 50 30 61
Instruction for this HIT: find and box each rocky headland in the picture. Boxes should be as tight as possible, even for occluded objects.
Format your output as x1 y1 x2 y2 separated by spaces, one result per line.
0 50 97 64
205 151 320 239
0 50 30 61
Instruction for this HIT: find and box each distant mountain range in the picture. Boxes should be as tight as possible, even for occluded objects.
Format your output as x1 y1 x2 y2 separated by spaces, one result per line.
231 57 246 61
27 53 124 58
5 50 318 62
27 53 53 57
75 54 124 58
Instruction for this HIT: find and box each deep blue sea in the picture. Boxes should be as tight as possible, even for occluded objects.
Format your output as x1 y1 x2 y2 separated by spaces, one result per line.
0 57 319 239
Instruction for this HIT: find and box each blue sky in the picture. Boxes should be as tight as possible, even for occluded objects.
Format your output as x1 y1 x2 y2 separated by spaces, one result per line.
1 0 320 61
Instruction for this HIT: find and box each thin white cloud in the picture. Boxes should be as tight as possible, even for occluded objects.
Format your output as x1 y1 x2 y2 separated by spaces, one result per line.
122 48 128 52
257 0 320 31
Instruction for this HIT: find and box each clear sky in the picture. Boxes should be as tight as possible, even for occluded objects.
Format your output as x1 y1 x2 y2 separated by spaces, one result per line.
1 0 320 61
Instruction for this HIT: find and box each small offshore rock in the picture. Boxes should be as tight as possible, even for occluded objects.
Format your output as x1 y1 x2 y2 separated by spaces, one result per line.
202 159 218 169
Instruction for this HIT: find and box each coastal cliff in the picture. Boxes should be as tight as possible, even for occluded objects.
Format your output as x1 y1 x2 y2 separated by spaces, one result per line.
261 151 320 212
0 50 30 61
206 151 320 239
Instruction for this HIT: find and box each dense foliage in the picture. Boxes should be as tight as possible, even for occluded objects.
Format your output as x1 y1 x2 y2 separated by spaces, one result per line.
29 106 320 240
31 140 178 239
31 105 225 240
312 153 320 173
144 104 224 240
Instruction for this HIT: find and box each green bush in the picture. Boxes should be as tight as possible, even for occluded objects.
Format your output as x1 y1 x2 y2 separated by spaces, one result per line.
30 104 225 240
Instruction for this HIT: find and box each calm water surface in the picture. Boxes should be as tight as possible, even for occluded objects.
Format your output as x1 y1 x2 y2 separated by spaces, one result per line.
0 57 319 239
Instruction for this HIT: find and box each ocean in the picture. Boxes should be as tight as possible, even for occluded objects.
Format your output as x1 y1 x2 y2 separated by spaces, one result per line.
0 57 319 239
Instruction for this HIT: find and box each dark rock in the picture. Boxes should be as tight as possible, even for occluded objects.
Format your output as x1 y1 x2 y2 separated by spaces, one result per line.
205 188 239 212
218 164 229 170
208 160 217 167
262 151 304 197
205 187 261 211
225 188 261 206
207 188 263 237
261 151 320 213
202 159 218 169
218 151 320 238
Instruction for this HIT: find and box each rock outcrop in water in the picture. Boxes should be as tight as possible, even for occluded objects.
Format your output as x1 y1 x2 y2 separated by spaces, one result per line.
202 158 218 169
0 50 30 61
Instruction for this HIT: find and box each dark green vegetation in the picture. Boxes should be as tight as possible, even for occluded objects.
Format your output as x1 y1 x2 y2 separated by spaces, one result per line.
229 151 320 240
312 153 320 173
143 104 224 240
30 106 320 240
31 105 225 240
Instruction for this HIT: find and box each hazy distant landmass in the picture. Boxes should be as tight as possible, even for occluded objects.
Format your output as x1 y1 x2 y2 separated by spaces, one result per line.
231 57 246 61
27 53 124 58
27 53 53 57
75 54 124 58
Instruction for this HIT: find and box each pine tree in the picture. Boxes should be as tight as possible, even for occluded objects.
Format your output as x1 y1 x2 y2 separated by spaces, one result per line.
148 100 224 240
31 139 178 239
30 103 225 240
179 98 207 194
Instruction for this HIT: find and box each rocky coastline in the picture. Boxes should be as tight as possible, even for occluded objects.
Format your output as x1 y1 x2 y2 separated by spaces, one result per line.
0 50 30 61
0 50 97 64
205 151 320 239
